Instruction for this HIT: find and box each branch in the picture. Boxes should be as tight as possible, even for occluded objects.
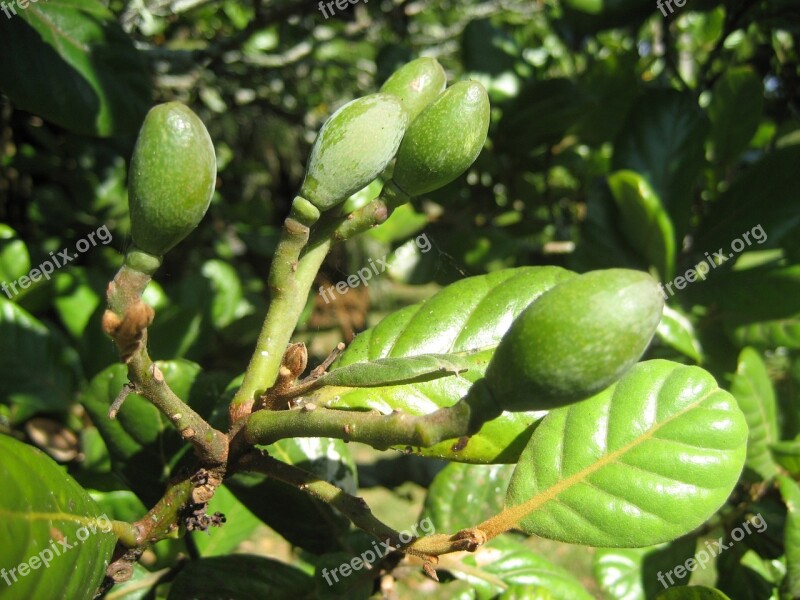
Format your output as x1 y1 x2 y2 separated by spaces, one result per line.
237 451 408 549
244 382 500 449
104 264 228 465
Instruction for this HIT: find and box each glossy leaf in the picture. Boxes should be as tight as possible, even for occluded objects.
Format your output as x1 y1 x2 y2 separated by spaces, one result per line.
708 67 764 166
612 89 709 243
421 463 514 532
0 299 81 422
686 264 800 326
657 305 703 363
607 170 676 280
0 435 116 600
316 353 469 389
0 224 30 288
694 146 800 254
778 475 800 599
593 538 695 600
730 318 800 350
311 266 576 463
729 347 779 482
506 360 748 547
445 535 594 600
770 440 800 477
166 555 313 599
0 0 150 136
191 484 262 557
227 437 357 555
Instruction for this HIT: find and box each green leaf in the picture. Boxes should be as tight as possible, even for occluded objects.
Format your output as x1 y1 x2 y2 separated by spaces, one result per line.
708 67 764 166
778 475 800 599
686 264 800 326
53 268 104 339
612 89 709 243
316 354 469 389
655 587 732 600
0 298 82 422
594 538 696 600
0 224 30 288
506 360 748 547
0 0 150 136
166 555 314 599
657 305 703 363
569 180 646 273
179 259 245 330
0 435 116 600
607 170 676 280
421 463 514 532
227 437 357 555
311 266 576 463
445 535 594 600
497 79 589 154
103 564 163 600
770 440 800 476
716 547 782 600
731 318 800 350
694 147 800 253
729 347 779 482
191 484 261 557
81 360 215 505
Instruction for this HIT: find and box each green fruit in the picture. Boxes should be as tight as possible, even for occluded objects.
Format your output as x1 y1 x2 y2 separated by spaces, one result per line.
379 57 447 121
300 93 408 211
129 102 216 257
485 269 664 410
391 80 490 197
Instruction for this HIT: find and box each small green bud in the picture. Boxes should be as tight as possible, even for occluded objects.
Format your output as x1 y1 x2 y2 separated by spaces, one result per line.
380 57 447 122
128 102 216 257
300 93 408 211
485 269 664 410
391 80 490 198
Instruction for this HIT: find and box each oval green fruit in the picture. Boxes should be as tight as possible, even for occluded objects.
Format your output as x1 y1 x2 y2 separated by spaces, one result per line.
485 269 664 410
380 57 447 122
392 80 490 197
128 102 216 257
300 93 408 211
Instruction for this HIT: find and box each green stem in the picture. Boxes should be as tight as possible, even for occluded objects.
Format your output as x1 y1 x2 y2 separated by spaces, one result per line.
111 520 140 548
128 341 228 465
231 182 410 420
230 200 327 420
237 452 403 547
244 382 500 449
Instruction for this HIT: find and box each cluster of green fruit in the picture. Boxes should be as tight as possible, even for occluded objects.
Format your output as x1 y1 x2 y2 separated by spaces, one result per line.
124 56 664 415
126 57 490 268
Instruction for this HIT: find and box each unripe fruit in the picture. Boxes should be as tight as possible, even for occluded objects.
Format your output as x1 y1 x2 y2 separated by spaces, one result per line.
391 80 490 197
300 93 408 211
485 269 664 410
380 57 447 122
128 102 216 257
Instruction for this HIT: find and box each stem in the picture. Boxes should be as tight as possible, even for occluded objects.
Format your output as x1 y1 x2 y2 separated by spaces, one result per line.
237 452 404 548
111 520 140 548
128 343 228 465
230 181 409 420
244 382 500 449
229 203 328 421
